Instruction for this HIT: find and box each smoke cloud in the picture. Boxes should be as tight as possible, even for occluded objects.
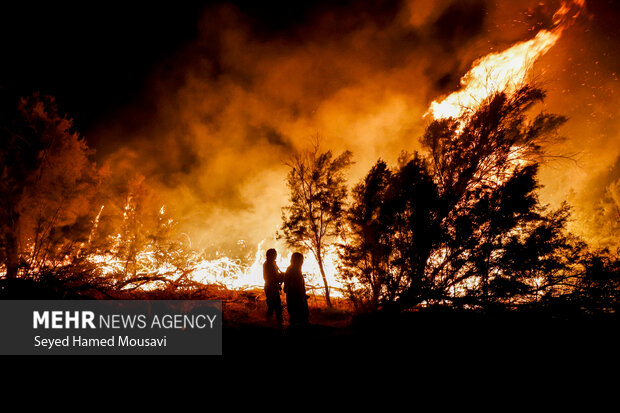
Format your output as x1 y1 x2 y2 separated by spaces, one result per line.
91 0 620 256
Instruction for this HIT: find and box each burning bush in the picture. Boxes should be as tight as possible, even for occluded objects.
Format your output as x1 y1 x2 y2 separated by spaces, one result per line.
0 92 104 280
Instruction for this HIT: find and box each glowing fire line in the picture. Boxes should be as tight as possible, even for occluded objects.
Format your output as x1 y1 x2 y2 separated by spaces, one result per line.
89 226 347 297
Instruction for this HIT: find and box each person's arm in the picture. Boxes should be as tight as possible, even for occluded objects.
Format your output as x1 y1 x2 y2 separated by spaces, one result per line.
283 272 289 294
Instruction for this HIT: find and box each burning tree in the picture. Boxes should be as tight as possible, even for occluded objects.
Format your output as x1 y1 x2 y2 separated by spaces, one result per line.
280 142 353 307
0 92 102 280
0 93 193 291
341 85 578 310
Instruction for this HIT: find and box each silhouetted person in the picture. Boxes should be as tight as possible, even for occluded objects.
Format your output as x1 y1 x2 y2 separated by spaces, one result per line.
263 248 283 327
283 252 309 329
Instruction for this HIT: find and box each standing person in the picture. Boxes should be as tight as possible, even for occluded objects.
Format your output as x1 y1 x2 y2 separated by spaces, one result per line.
263 248 283 327
283 252 309 329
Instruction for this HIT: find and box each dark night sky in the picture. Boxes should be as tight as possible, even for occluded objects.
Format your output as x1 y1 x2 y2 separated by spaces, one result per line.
2 2 196 131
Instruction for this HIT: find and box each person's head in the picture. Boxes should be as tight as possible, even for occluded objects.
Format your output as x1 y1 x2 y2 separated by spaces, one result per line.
290 252 304 269
266 248 277 262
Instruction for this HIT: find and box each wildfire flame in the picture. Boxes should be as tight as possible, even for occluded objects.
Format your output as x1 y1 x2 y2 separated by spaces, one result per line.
190 242 344 295
427 0 585 121
88 207 347 297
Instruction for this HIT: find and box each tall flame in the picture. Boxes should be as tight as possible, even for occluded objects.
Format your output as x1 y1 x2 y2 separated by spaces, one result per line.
427 0 585 121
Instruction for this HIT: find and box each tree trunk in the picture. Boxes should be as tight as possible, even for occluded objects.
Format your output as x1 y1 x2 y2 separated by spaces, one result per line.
317 254 332 307
4 230 19 279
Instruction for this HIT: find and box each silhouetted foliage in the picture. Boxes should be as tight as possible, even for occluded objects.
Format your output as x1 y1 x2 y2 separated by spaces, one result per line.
280 141 353 307
339 154 441 309
339 160 396 309
573 249 620 313
340 85 587 311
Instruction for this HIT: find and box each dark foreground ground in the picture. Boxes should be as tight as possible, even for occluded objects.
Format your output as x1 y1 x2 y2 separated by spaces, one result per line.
224 309 620 364
1 279 618 373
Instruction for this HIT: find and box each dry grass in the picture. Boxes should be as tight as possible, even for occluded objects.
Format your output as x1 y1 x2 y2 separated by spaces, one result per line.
106 285 355 329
